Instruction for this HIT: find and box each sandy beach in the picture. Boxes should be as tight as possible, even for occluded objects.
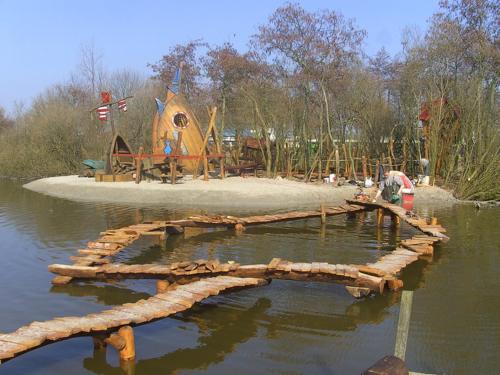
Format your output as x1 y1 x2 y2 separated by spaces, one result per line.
23 175 457 211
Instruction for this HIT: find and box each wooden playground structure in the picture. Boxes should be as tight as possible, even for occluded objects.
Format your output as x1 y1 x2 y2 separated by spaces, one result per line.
0 199 448 366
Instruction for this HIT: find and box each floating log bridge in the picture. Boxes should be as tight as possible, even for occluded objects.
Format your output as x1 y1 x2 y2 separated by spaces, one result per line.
52 203 366 285
0 276 268 363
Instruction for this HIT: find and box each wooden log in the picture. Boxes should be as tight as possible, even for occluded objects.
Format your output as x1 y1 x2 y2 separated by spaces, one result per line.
377 208 384 226
386 278 404 291
394 291 413 360
351 265 387 277
115 326 135 361
392 215 400 226
267 258 281 270
156 280 170 294
234 223 245 232
105 333 126 351
356 272 385 294
48 264 97 278
51 276 73 285
320 204 326 224
345 286 371 298
362 355 409 375
87 242 121 251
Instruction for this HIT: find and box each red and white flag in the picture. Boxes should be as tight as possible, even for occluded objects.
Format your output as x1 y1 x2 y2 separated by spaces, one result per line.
97 105 108 121
118 99 127 112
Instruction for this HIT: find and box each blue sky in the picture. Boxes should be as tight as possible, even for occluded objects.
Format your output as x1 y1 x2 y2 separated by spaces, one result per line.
0 0 440 114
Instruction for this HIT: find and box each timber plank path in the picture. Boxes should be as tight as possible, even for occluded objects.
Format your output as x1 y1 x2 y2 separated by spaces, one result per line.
1 199 449 365
346 199 449 239
0 276 268 362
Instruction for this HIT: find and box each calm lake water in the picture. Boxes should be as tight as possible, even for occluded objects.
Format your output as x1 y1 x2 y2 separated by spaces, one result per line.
0 179 498 374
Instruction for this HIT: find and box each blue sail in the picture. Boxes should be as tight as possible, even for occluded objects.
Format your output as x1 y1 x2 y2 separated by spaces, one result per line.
171 66 182 94
155 98 165 116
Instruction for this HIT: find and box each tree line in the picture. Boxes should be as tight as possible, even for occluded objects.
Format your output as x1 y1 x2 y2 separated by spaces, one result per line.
0 0 498 200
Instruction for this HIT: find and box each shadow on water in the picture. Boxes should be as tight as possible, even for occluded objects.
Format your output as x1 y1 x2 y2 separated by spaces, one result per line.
51 283 151 306
83 298 272 374
81 288 407 375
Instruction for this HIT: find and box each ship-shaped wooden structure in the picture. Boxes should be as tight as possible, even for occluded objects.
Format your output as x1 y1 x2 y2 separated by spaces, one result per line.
99 66 224 183
150 66 221 176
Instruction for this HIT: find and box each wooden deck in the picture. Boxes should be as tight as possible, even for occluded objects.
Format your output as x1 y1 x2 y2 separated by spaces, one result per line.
0 276 269 363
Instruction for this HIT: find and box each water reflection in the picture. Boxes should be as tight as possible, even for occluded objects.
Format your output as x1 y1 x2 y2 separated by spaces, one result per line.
51 283 151 305
83 298 272 374
2 179 499 374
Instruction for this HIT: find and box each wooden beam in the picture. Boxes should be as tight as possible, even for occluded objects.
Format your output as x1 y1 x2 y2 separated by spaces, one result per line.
394 291 413 360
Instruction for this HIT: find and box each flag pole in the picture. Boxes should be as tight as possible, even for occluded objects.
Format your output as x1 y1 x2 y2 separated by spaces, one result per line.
109 104 116 137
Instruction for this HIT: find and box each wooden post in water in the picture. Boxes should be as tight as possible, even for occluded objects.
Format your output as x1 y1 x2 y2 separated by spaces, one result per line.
392 214 400 227
394 291 413 360
430 217 438 225
320 204 326 224
156 280 170 293
91 325 135 362
116 326 135 361
92 334 107 351
377 208 384 226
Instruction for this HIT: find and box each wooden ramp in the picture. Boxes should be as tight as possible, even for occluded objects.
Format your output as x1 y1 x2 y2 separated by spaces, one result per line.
53 203 366 285
0 276 268 363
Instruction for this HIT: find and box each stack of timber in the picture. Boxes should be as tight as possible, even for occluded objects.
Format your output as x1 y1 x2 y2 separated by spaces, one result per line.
0 276 268 363
346 199 449 240
48 258 384 295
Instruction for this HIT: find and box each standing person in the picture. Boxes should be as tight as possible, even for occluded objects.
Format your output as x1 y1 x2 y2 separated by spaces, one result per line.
373 170 415 210
419 158 430 185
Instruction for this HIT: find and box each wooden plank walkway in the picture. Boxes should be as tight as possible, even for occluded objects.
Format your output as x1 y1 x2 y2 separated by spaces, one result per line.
346 199 449 239
1 199 451 364
48 259 384 293
0 276 268 363
52 203 366 285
